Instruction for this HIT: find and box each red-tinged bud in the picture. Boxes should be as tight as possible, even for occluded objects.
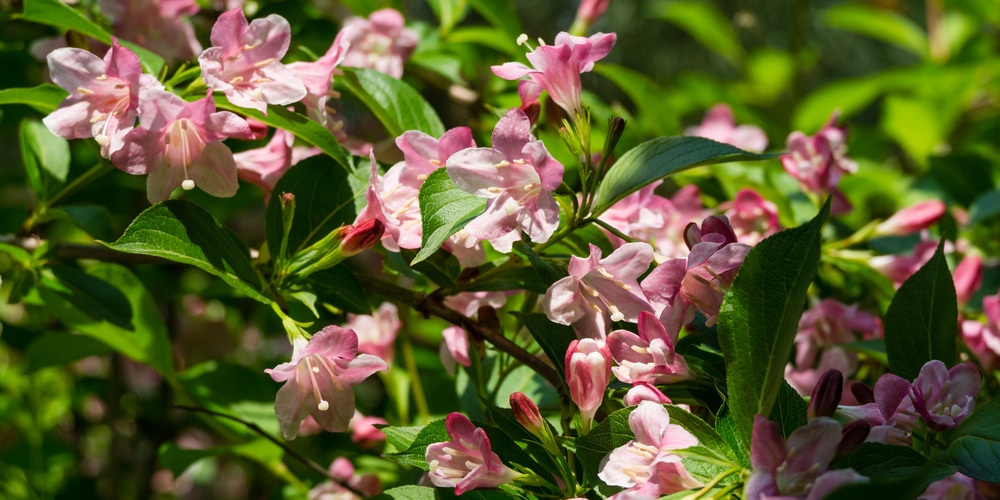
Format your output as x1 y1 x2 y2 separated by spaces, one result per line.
809 369 843 419
340 218 384 255
850 381 875 405
565 338 612 434
954 255 983 307
836 420 870 459
875 200 946 236
510 392 560 455
521 100 541 126
570 0 611 35
246 117 270 140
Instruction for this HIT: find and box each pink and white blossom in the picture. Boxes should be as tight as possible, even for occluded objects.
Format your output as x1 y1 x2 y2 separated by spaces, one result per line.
440 325 472 375
308 457 382 499
565 338 612 431
875 199 947 236
286 28 353 126
954 255 983 308
781 112 857 214
98 0 202 63
444 291 509 318
718 188 780 246
608 311 691 385
598 401 701 496
624 382 672 406
111 90 253 203
345 302 400 364
685 104 768 153
425 413 521 494
233 128 320 195
492 32 616 117
264 325 388 439
44 39 162 158
963 292 1000 369
340 9 418 78
349 410 388 448
919 473 985 500
543 243 655 339
199 8 307 114
909 360 981 431
446 108 564 252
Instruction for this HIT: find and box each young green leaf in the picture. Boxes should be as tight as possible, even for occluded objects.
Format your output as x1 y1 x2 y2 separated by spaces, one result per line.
339 67 446 138
20 119 70 200
412 168 485 264
370 486 437 500
0 84 68 114
103 200 269 303
943 396 1000 482
717 197 830 448
385 418 449 470
590 136 777 217
884 240 957 381
769 381 808 439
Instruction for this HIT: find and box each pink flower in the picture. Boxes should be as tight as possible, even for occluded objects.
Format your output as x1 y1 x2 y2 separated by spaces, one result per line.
597 180 673 248
954 255 983 308
909 360 981 431
746 415 867 499
308 457 382 499
875 200 947 236
345 302 400 364
426 413 521 494
264 325 388 439
781 112 857 214
641 215 751 335
492 32 616 117
111 90 253 203
718 188 780 246
565 338 612 431
963 292 1000 369
571 0 611 34
440 325 471 375
543 243 655 339
685 104 768 153
608 311 691 385
234 129 320 195
444 291 509 318
837 372 921 445
349 410 388 448
340 9 418 78
43 39 162 158
199 8 306 114
286 28 353 126
597 401 701 496
446 108 564 252
868 236 944 286
98 0 202 63
624 383 672 406
919 473 985 500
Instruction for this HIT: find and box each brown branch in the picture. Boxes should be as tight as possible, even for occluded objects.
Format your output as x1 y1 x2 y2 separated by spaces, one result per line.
360 277 565 393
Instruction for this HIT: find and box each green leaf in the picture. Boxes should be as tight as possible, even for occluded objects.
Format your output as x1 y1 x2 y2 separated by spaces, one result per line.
213 98 351 174
825 3 929 59
428 0 468 35
37 263 174 377
594 64 676 136
651 0 743 65
26 333 112 372
413 168 486 264
590 136 777 217
19 0 165 74
969 189 1000 226
371 486 437 500
881 95 944 163
516 241 567 287
884 241 957 381
520 313 576 382
42 265 134 330
836 442 954 484
55 204 115 241
715 408 751 468
467 0 521 37
792 76 884 132
265 155 363 259
300 265 370 314
929 154 995 207
385 418 448 470
0 85 68 114
943 395 1000 481
103 200 269 303
380 425 425 453
339 68 445 138
718 198 830 448
399 247 462 287
824 467 953 500
768 382 808 439
20 119 70 199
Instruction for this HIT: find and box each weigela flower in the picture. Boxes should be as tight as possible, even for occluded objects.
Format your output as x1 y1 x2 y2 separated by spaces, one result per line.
571 0 611 34
875 200 946 236
349 410 388 448
264 325 388 439
308 457 382 499
286 27 353 126
962 292 1000 369
565 338 612 431
624 382 672 406
425 413 521 495
718 188 780 246
598 401 701 496
233 129 320 196
444 291 509 318
199 8 307 114
608 311 691 385
492 32 616 117
98 0 202 63
641 215 751 336
954 255 983 308
746 415 867 499
345 301 400 364
44 39 162 158
781 112 857 214
919 473 985 500
112 90 253 203
909 360 981 431
340 8 418 78
685 104 768 153
440 325 472 375
597 180 673 247
543 242 655 339
446 108 564 252
868 236 943 286
836 371 920 446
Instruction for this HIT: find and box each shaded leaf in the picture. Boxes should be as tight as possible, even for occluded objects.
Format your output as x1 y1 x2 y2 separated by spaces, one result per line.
300 265 370 314
20 119 70 199
27 333 112 372
520 313 575 382
768 381 807 439
651 0 743 64
370 486 437 500
0 84 67 114
339 68 445 138
825 3 929 59
413 168 486 264
943 397 1000 481
385 418 448 470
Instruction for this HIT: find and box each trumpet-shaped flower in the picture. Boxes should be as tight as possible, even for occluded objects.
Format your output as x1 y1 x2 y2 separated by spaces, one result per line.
685 104 768 153
264 325 388 440
340 9 418 78
98 0 202 63
492 32 616 117
598 401 701 496
112 90 253 203
44 39 162 158
440 326 472 376
875 200 946 237
446 108 563 252
910 360 981 431
345 302 400 364
624 382 672 406
718 188 780 246
608 311 691 385
566 338 612 431
199 8 306 114
781 112 857 214
286 27 353 126
426 413 521 495
543 243 655 339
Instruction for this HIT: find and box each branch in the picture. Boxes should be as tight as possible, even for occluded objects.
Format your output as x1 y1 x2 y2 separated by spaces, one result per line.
360 277 565 393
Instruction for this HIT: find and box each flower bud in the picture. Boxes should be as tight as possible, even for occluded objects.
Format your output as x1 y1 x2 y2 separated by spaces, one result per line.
849 381 875 405
570 0 610 35
510 392 560 454
954 255 983 307
341 219 385 255
565 338 612 433
283 219 384 280
808 369 843 419
836 420 870 459
875 200 946 236
624 382 671 406
601 116 626 162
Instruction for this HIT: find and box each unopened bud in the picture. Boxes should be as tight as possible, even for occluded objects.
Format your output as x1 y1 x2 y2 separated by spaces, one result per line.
246 118 270 140
836 420 871 459
340 218 384 255
521 100 541 126
624 382 671 406
601 117 626 161
570 0 610 35
954 255 983 307
850 381 875 405
875 200 946 236
565 339 612 434
510 392 545 433
809 369 843 419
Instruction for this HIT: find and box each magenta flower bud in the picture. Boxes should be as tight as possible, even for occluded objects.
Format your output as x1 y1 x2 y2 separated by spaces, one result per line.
574 0 610 30
624 382 671 406
954 255 983 307
836 420 870 459
340 218 385 255
809 369 844 419
565 338 612 432
910 360 981 431
875 200 946 236
850 381 876 405
510 392 545 432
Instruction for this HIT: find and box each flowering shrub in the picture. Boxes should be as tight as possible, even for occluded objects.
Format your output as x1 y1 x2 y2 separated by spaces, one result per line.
1 1 998 499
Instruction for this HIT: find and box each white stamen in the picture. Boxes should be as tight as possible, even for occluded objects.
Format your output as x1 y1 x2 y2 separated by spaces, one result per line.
182 179 196 191
516 34 529 46
77 87 95 95
254 58 275 68
95 135 109 146
494 160 510 169
317 399 329 411
96 75 109 81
